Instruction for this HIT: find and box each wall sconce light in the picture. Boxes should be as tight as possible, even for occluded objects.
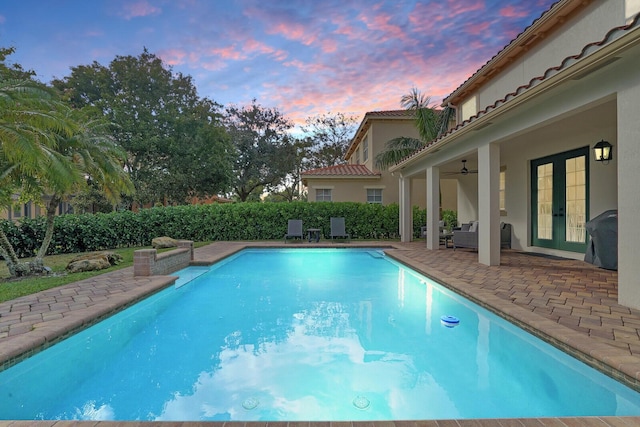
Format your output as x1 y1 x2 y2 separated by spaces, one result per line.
593 140 613 164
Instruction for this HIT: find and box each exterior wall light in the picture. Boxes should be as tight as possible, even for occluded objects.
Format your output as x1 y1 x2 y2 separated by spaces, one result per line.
593 140 613 164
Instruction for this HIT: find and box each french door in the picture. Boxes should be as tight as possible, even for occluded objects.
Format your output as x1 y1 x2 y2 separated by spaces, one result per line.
531 147 589 252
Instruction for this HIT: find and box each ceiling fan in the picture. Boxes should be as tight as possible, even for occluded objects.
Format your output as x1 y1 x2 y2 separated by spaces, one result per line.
444 159 478 176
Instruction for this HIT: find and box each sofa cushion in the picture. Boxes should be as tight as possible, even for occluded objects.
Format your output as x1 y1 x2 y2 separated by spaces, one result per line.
469 221 478 233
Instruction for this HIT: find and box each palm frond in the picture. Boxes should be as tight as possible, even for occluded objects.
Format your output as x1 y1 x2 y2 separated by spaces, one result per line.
374 137 424 169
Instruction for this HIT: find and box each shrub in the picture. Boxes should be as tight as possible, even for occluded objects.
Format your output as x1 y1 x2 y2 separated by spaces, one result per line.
0 202 427 255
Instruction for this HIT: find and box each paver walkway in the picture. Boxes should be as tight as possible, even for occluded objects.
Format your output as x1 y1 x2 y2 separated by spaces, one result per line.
1 240 640 427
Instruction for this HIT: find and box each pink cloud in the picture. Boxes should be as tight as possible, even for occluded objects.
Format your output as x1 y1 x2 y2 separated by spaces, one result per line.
282 60 327 74
209 45 246 61
358 10 408 43
120 0 161 20
500 5 530 19
465 21 491 36
446 0 484 15
244 39 288 61
267 22 317 46
157 48 187 66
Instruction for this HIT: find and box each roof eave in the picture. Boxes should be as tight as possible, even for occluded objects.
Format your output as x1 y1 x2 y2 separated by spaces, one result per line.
392 24 640 172
442 0 589 106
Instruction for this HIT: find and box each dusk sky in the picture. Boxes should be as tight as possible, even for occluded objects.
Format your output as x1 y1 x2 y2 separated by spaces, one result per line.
1 0 557 126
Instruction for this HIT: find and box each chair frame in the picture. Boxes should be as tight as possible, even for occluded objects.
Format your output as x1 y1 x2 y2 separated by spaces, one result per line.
284 219 304 243
330 217 350 242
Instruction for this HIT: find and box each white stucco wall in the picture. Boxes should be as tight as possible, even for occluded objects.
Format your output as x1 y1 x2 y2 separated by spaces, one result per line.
478 2 624 115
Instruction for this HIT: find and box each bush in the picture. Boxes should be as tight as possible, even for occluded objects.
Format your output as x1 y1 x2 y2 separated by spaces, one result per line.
1 202 428 256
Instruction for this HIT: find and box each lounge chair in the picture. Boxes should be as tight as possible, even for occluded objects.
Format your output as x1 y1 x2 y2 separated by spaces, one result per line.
284 219 304 243
453 221 478 250
453 221 512 250
330 217 350 242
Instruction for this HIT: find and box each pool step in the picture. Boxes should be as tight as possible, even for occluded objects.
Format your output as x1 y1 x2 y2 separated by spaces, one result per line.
173 266 210 288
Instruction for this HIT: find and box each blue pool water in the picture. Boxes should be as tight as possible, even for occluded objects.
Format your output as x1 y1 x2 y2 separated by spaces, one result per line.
1 248 640 421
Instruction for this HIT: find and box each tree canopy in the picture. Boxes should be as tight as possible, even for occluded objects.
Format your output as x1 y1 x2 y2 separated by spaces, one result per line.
223 100 295 202
302 112 357 169
52 49 233 206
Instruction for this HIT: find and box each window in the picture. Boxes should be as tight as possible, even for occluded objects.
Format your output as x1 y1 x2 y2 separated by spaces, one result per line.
363 138 368 162
316 188 332 201
499 167 506 215
12 204 21 218
355 147 360 164
23 202 32 219
367 189 383 204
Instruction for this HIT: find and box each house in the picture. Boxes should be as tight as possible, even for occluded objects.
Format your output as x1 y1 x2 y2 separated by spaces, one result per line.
0 197 73 221
302 109 457 209
390 1 640 309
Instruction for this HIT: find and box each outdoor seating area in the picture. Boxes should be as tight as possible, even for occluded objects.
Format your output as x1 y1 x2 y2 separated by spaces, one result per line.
451 221 512 250
284 217 351 243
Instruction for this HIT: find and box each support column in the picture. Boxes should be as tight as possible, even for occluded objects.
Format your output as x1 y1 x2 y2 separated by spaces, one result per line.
478 144 500 266
399 175 412 242
618 78 640 309
426 166 440 250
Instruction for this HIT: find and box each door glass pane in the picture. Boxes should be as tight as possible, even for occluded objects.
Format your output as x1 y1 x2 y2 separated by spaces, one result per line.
565 156 586 243
537 163 553 240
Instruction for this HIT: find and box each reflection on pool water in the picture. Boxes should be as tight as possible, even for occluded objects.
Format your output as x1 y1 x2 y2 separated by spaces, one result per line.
1 248 640 421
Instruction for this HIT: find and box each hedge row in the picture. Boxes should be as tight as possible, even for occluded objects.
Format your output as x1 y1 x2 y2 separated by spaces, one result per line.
1 202 428 257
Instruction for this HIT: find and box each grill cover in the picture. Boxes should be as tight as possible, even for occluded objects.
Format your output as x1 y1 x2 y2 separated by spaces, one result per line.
584 209 617 270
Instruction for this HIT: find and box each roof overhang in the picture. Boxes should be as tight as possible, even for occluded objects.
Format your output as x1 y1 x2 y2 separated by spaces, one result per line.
443 0 591 107
345 110 414 160
391 21 640 173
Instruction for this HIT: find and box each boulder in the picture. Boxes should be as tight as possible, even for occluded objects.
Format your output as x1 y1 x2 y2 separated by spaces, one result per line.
152 236 178 249
66 251 123 273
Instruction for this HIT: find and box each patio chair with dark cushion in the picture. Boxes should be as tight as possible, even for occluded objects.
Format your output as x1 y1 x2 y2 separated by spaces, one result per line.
284 219 304 243
453 221 478 250
330 217 350 242
453 221 512 250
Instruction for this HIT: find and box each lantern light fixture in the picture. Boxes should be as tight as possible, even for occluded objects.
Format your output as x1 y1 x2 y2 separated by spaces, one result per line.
593 140 613 164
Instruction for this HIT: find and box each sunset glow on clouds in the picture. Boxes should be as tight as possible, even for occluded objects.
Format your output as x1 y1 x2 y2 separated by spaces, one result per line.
0 0 556 126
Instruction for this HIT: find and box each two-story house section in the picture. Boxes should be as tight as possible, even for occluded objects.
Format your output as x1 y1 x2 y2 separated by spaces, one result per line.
391 1 640 309
302 109 457 209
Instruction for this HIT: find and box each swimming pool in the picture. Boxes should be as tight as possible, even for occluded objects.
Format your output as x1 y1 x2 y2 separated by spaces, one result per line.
1 248 639 421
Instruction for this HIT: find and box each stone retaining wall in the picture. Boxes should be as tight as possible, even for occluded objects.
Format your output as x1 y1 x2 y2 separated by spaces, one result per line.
133 240 194 276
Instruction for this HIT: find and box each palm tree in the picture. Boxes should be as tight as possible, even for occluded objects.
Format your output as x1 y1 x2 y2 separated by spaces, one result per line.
0 77 77 276
30 110 135 272
374 88 452 170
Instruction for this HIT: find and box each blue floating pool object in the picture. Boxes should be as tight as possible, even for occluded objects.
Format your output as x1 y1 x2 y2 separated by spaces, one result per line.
242 397 259 410
352 395 370 410
441 315 460 327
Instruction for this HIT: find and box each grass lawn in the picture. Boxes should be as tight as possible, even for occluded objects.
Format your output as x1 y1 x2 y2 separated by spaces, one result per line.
0 242 211 303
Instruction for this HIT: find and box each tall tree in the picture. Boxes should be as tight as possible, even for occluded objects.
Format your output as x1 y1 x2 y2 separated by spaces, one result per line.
224 100 295 201
52 49 232 206
302 112 357 168
374 88 451 170
268 136 313 202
